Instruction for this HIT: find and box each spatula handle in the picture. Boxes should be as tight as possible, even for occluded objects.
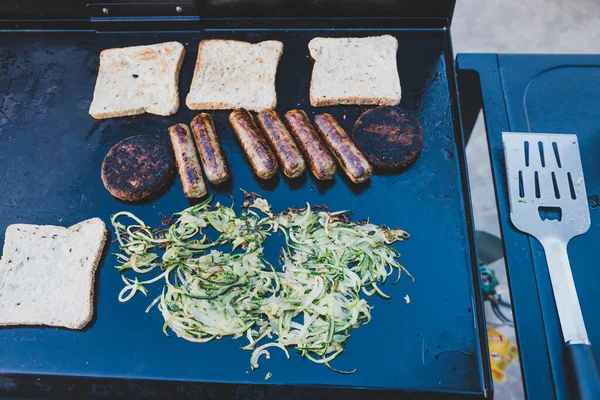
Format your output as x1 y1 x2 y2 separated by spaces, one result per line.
566 343 600 400
542 238 588 343
542 237 600 399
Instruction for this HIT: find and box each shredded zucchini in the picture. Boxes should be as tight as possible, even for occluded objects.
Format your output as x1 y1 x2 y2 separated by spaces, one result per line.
111 192 412 373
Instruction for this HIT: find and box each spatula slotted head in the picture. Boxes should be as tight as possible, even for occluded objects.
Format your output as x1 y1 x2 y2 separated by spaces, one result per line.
502 132 590 241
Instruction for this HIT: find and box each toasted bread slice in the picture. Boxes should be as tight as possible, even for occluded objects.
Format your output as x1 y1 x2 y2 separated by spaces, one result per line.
0 218 107 329
89 42 185 119
308 35 401 107
186 40 283 112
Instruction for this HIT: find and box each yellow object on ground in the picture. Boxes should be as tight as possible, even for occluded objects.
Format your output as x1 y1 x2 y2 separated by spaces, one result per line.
488 327 519 383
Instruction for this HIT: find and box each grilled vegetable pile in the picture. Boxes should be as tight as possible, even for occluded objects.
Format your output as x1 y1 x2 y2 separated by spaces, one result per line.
111 192 412 373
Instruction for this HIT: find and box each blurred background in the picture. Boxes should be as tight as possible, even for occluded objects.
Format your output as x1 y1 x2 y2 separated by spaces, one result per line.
452 0 600 398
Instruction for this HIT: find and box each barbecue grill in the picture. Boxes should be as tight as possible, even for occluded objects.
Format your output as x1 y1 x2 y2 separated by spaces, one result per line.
0 1 492 398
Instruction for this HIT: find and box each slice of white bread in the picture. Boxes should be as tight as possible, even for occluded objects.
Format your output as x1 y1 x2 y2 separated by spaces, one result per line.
186 40 283 112
308 35 401 107
89 42 185 119
0 218 107 329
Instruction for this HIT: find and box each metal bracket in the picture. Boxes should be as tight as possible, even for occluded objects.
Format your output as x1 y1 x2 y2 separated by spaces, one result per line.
88 2 199 31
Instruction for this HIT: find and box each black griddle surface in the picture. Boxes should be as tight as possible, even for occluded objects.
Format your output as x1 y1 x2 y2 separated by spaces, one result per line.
0 29 487 397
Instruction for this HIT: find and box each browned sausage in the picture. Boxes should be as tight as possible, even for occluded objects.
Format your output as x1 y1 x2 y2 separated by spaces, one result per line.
229 108 279 179
313 114 373 184
168 123 207 198
283 110 336 180
257 109 306 178
190 113 230 185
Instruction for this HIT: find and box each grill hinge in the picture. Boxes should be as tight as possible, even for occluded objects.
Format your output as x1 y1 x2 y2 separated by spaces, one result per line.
88 2 199 31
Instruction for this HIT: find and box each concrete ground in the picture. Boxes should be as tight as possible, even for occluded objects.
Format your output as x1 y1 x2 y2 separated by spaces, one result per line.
451 1 600 399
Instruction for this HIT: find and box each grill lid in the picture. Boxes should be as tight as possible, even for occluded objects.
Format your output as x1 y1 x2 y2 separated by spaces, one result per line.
0 0 456 23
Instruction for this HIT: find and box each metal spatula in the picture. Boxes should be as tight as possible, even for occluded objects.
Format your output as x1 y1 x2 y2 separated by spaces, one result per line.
503 132 600 400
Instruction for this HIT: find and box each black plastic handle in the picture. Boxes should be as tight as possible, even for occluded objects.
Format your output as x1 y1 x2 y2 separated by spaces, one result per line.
566 343 600 400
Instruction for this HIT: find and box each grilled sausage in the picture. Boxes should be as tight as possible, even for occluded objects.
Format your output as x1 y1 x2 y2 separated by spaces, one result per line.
284 110 336 180
313 114 373 183
257 109 306 178
168 124 207 198
229 108 279 179
190 113 230 185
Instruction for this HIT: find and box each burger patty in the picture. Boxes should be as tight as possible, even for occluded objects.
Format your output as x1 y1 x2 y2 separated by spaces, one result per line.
352 106 424 171
101 135 175 202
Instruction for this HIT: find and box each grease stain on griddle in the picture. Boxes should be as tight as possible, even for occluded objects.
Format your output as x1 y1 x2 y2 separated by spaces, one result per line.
588 194 600 210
